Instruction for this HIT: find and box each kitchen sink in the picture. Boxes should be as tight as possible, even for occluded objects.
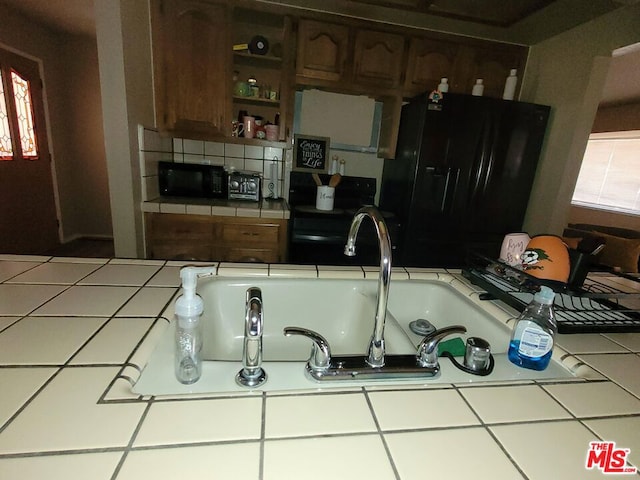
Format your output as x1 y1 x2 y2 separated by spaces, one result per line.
200 278 416 361
133 276 575 396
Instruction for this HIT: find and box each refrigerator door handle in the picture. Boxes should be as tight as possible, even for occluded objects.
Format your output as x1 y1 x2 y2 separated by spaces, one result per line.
424 166 457 214
443 167 460 214
468 122 494 206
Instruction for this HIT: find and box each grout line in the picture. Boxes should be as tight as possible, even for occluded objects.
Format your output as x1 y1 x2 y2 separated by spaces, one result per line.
259 392 266 480
362 388 401 480
109 400 154 480
0 366 63 436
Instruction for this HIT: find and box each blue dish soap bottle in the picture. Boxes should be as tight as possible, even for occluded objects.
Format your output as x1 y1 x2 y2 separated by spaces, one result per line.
508 286 557 371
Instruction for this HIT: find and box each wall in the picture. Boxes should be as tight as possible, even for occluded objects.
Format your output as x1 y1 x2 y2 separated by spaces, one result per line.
568 205 640 231
591 102 640 132
520 3 640 237
95 0 155 258
0 3 111 243
59 35 112 239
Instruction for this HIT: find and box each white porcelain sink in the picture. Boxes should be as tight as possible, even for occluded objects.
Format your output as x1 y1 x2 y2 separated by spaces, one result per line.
200 278 415 361
133 276 575 395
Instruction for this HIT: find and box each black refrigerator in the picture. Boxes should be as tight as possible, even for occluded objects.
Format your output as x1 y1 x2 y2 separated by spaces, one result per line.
380 92 550 268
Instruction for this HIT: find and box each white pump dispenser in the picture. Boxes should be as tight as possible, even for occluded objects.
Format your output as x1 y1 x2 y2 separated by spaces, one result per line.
175 266 215 384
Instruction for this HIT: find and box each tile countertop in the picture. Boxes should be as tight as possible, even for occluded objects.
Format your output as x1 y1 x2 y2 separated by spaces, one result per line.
141 197 290 219
0 255 639 480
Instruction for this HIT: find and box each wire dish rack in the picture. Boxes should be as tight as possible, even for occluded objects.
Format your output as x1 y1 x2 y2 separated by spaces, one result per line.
462 253 640 334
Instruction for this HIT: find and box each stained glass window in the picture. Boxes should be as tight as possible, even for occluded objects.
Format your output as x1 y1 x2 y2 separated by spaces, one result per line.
11 69 38 159
0 70 13 160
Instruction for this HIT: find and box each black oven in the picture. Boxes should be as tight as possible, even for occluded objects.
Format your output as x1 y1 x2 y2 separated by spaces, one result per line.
158 161 227 199
288 172 401 266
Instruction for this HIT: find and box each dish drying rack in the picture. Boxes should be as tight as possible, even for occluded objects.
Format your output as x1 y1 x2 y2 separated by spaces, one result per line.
462 253 640 334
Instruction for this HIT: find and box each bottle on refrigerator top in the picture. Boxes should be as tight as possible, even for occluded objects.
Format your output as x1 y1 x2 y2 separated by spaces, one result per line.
438 77 449 93
503 69 518 100
471 79 484 96
508 286 557 371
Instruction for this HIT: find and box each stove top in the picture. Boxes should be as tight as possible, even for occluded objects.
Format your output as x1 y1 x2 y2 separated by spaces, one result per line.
288 172 402 266
289 172 377 210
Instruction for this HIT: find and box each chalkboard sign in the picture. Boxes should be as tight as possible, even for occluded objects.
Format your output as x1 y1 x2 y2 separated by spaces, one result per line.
293 134 330 173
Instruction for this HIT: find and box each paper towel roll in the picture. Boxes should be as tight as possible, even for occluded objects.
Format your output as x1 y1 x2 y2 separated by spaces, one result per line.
269 161 279 199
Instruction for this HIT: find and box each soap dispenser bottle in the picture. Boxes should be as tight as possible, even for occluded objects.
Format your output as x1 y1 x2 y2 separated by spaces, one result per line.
508 286 557 371
175 266 215 384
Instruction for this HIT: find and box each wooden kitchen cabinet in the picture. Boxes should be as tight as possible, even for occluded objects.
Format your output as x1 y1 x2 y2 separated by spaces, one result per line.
402 37 526 99
353 29 405 89
296 19 349 83
145 213 288 263
403 37 460 97
296 20 405 92
454 44 526 98
152 0 231 136
145 213 215 261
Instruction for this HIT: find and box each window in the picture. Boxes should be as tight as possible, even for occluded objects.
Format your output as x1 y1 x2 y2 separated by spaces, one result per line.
0 54 40 161
572 131 640 215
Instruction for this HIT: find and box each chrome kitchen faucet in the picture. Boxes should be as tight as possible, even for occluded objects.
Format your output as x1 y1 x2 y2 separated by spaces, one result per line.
343 206 392 368
283 206 468 382
236 287 267 387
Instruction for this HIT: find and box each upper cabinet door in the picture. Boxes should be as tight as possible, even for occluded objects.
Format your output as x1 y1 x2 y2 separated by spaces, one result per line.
455 45 525 99
404 37 459 97
155 0 229 135
353 30 405 89
296 19 349 82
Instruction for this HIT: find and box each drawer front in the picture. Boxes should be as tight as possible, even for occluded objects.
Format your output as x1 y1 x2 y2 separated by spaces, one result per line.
221 223 280 246
149 241 212 261
150 214 212 239
223 247 279 264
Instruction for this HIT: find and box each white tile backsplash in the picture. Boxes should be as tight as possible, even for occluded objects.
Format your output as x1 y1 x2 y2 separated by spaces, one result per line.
204 141 224 156
183 139 203 155
138 128 293 202
224 143 244 158
244 145 264 159
244 159 263 173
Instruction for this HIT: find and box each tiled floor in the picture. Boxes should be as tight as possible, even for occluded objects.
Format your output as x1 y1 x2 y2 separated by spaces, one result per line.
0 256 639 479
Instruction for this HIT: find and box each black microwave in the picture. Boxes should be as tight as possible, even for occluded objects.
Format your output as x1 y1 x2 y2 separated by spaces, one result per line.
158 161 227 199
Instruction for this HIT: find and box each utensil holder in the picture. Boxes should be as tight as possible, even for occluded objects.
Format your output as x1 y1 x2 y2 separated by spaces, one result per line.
315 186 335 211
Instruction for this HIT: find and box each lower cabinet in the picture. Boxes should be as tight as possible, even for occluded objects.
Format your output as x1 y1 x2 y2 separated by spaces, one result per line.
145 213 288 263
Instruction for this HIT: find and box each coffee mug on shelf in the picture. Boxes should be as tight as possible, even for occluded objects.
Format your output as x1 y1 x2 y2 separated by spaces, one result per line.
243 116 256 139
231 120 244 137
265 124 279 141
499 232 531 267
521 234 570 283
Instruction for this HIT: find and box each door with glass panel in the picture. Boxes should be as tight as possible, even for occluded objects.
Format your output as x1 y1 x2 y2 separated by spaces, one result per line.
0 48 59 254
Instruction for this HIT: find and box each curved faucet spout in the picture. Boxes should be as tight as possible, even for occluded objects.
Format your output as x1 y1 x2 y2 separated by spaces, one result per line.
236 287 267 387
344 206 392 368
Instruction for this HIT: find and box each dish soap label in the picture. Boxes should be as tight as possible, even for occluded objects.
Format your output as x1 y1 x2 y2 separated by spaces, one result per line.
512 322 553 357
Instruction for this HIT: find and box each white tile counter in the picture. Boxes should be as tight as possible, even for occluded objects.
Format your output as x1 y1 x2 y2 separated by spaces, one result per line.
0 255 639 479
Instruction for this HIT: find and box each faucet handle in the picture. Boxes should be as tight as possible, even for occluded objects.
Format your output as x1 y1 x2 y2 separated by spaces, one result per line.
416 325 467 369
283 327 332 372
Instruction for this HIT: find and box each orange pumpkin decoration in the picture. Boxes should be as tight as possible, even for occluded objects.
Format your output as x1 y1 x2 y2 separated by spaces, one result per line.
521 235 570 283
